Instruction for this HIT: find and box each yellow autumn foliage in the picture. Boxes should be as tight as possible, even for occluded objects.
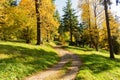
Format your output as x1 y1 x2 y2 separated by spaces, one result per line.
20 0 59 41
40 0 59 41
0 0 59 41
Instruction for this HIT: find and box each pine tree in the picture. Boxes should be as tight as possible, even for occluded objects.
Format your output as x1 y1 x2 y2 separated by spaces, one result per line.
54 10 61 23
62 0 79 45
54 10 61 40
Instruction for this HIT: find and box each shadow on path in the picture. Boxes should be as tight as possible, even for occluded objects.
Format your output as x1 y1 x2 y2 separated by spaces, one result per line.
24 46 82 80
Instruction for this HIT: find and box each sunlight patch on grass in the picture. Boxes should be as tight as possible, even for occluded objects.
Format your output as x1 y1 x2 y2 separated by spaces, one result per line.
0 54 9 59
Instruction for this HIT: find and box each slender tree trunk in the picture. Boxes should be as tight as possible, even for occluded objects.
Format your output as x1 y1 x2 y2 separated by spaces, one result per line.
94 42 98 51
70 25 73 43
104 0 115 59
3 35 6 41
35 0 41 45
26 26 31 44
82 41 84 48
87 0 92 48
46 29 49 42
69 8 73 45
94 4 99 51
69 14 73 45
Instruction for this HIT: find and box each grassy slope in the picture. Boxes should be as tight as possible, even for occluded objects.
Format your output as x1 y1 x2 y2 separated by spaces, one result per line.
0 41 59 80
64 46 120 80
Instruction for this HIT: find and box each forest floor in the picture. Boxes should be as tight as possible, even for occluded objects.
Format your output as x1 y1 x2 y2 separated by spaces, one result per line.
24 45 82 80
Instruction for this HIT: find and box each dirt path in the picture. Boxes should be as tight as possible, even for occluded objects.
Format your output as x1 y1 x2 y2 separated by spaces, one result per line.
24 46 82 80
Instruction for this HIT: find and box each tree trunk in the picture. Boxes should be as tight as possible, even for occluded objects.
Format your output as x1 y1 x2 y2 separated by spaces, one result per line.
82 41 84 48
95 43 98 51
26 39 31 44
69 21 73 45
26 27 31 44
87 0 92 48
46 29 49 42
35 0 41 45
104 0 115 59
94 4 99 51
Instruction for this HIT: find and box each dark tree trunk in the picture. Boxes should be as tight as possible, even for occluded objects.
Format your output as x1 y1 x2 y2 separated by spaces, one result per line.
82 41 84 48
26 27 31 44
70 25 73 43
35 0 41 45
104 0 115 59
69 21 73 45
46 29 49 42
69 10 73 45
3 36 6 41
95 43 98 51
26 39 31 44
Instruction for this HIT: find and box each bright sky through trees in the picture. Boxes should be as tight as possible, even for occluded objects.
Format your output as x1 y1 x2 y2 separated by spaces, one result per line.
16 0 21 5
55 0 79 17
111 0 120 17
55 0 120 18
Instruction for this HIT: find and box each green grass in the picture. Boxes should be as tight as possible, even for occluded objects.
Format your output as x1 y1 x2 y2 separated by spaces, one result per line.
63 46 120 80
0 41 59 80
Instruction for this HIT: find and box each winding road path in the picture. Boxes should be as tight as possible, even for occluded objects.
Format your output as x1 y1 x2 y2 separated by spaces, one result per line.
24 46 82 80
